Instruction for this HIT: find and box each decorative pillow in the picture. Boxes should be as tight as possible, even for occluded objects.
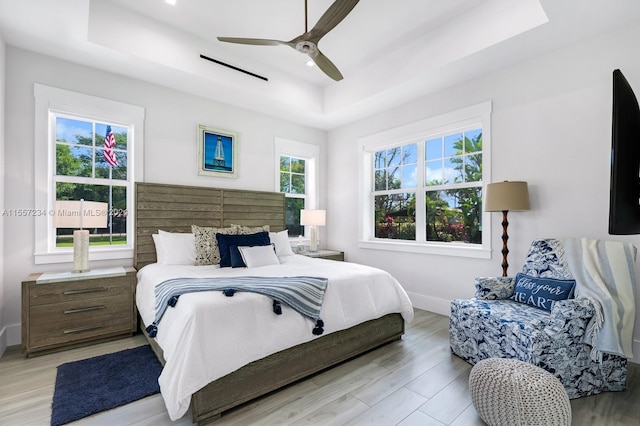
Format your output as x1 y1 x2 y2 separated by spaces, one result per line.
269 230 294 257
151 234 165 263
216 231 271 267
191 225 237 266
232 224 270 235
153 230 195 265
510 273 576 311
237 244 280 268
229 245 245 268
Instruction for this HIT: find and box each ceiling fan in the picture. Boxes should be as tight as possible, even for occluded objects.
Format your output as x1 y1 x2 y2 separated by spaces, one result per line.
217 0 360 81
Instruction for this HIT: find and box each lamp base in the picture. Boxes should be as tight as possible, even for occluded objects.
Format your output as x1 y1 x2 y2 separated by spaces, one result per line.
500 210 510 277
309 226 319 252
72 230 90 273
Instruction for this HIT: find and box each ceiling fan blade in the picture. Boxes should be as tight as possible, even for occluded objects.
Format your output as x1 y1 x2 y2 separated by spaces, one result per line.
217 37 287 47
307 0 360 43
309 49 343 81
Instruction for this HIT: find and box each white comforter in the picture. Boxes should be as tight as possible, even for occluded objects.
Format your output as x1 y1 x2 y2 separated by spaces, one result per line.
136 255 414 420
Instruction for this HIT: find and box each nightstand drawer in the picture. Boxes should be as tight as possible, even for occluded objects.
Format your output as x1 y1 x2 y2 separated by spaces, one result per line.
29 313 133 349
29 293 131 325
28 276 131 306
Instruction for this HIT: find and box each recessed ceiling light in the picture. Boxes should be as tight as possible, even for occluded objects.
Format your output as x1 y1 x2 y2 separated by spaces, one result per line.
165 0 176 5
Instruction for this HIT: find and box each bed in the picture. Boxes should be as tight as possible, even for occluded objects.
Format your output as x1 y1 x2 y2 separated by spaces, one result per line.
134 182 414 424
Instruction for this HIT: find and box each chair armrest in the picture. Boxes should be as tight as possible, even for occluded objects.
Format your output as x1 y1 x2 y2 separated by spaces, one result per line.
543 297 596 336
474 276 515 300
550 297 596 321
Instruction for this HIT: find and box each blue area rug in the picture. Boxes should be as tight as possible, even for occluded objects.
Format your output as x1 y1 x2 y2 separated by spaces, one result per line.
51 345 163 426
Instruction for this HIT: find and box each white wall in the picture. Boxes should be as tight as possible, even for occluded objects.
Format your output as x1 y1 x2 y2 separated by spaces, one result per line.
0 47 327 348
0 33 6 356
326 22 640 361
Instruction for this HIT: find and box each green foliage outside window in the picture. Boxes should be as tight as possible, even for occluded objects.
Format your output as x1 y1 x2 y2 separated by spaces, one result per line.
373 129 483 244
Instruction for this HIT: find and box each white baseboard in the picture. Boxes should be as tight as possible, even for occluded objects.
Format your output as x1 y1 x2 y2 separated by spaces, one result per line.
0 323 20 358
406 292 451 317
0 326 6 359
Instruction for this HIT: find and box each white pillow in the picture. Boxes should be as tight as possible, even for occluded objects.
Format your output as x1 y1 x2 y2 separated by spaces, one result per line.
269 230 294 257
238 245 280 268
151 234 165 263
153 230 196 265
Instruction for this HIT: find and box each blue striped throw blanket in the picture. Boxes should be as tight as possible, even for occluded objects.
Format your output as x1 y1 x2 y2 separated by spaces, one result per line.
561 238 637 360
145 276 328 338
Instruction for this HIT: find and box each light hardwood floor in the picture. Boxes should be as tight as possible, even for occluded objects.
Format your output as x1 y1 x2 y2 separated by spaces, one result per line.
1 309 638 426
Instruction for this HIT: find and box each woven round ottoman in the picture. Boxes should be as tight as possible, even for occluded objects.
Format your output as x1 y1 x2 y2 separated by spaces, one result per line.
469 358 571 426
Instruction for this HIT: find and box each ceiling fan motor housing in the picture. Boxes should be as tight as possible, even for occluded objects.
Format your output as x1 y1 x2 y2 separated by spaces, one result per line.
295 41 317 55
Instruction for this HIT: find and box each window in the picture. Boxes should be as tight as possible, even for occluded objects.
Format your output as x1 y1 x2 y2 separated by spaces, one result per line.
374 143 418 240
34 84 144 264
359 102 491 258
424 128 482 243
274 138 319 238
54 116 129 247
279 155 306 236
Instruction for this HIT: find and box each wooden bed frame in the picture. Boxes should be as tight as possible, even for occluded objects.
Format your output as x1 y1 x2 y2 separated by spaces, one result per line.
134 182 406 425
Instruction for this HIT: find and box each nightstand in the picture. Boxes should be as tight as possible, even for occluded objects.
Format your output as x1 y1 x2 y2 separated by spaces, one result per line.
21 266 137 357
301 249 345 261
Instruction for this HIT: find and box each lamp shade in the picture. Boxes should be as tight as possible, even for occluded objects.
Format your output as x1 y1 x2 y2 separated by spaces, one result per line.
53 200 109 273
300 209 326 226
54 200 108 229
484 181 530 212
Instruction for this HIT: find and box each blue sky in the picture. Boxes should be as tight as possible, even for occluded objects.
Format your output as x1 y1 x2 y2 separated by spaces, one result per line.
56 117 126 148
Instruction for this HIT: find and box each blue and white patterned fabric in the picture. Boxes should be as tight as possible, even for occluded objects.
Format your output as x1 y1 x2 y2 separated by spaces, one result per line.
450 238 632 399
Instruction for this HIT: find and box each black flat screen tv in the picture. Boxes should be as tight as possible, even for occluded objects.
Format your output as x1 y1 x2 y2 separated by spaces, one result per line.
609 69 640 235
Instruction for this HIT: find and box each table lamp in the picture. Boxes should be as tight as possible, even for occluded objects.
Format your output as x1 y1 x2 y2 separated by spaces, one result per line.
484 181 530 277
54 199 108 273
300 209 326 252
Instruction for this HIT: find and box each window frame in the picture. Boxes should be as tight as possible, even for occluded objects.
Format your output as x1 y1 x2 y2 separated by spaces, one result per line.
358 101 492 259
34 84 145 264
274 137 319 240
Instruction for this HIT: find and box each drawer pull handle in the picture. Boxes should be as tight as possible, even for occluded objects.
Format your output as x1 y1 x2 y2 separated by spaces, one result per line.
63 287 107 295
63 324 103 334
64 305 105 314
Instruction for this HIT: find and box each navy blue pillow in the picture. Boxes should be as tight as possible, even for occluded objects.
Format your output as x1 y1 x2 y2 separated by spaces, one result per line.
510 273 576 311
216 232 270 267
229 246 245 268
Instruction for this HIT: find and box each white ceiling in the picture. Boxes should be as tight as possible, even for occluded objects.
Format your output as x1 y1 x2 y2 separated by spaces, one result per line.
1 0 640 129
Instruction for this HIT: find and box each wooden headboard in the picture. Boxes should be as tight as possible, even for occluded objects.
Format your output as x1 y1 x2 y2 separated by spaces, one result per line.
134 182 285 269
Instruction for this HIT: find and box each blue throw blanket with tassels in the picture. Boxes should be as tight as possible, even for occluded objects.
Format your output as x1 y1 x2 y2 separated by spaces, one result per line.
145 276 328 338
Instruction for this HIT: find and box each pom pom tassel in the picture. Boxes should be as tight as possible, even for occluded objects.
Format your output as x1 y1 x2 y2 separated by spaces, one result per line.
146 323 158 338
223 288 236 297
168 295 180 307
312 319 324 335
273 300 282 315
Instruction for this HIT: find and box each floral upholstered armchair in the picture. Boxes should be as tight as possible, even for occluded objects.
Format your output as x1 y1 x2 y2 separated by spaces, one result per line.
449 238 637 399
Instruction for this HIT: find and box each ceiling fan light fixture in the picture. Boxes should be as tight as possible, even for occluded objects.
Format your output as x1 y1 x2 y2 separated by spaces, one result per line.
165 0 176 5
306 59 315 67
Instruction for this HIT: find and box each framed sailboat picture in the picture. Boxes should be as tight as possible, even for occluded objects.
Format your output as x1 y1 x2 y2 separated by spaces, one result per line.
197 125 238 178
